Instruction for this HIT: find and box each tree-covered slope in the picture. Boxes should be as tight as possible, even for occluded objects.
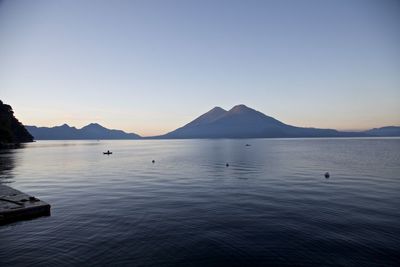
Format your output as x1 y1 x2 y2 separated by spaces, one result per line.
0 100 33 144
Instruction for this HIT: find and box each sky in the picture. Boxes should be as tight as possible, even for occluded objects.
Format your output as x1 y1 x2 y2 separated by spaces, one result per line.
0 0 399 136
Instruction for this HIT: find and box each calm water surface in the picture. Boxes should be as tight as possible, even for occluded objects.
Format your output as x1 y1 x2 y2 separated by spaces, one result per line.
0 139 399 266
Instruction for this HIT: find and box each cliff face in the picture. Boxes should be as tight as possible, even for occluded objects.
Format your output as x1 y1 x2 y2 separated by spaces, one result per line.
0 100 33 144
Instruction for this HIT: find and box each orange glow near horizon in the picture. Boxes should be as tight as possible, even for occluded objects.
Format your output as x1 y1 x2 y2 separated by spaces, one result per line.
14 107 400 137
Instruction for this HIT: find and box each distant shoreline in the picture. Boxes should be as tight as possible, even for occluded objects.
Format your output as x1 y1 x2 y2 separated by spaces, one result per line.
21 136 400 141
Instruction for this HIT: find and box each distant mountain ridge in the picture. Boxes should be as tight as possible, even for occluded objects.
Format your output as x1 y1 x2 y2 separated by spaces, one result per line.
24 105 400 140
25 123 141 140
364 126 400 137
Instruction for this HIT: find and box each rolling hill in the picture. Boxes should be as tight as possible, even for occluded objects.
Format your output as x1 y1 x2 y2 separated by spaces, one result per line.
25 123 141 140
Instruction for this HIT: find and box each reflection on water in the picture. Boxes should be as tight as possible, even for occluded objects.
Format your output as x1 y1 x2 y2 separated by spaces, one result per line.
0 138 400 266
0 149 17 182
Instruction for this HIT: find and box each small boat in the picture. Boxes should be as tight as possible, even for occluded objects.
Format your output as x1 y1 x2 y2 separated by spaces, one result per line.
103 150 112 155
245 144 251 146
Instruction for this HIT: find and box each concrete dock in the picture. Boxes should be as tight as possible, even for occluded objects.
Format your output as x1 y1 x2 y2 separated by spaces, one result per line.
0 184 51 225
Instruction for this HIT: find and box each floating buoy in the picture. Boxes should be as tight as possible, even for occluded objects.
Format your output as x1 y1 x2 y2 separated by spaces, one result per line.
152 160 155 163
324 172 330 178
226 163 229 167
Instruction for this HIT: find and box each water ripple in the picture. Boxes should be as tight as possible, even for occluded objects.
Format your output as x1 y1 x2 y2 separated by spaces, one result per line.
1 139 400 266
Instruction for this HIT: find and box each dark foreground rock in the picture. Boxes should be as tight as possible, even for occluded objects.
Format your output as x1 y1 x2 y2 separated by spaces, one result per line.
0 184 50 225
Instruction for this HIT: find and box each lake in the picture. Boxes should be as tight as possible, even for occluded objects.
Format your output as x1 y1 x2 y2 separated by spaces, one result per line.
0 138 399 266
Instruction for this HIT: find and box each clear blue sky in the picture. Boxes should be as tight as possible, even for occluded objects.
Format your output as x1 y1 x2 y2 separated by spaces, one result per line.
1 0 399 136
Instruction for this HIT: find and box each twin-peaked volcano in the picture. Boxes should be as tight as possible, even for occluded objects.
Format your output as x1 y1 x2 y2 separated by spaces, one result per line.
159 104 357 138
